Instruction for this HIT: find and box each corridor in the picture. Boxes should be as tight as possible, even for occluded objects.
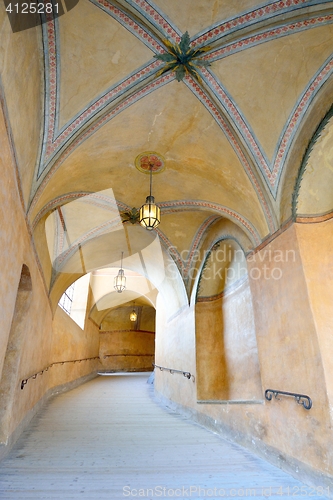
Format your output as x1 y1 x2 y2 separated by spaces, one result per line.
0 374 326 499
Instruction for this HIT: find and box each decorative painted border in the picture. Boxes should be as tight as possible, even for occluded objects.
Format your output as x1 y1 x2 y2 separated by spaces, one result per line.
127 0 181 42
50 61 161 160
158 200 261 246
204 15 333 63
32 191 121 229
31 0 333 235
91 0 165 52
184 215 220 278
29 72 174 215
292 103 333 218
195 235 248 302
38 5 333 180
39 3 333 173
38 2 166 175
201 55 333 197
185 75 276 233
192 0 328 46
32 192 262 289
38 14 57 175
202 68 270 177
296 211 333 223
40 195 262 246
275 57 333 193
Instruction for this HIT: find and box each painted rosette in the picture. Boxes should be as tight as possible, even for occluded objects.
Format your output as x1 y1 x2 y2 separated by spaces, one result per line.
135 152 165 174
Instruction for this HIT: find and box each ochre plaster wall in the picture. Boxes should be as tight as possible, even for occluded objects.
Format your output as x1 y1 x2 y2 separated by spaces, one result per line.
154 224 333 482
196 279 262 401
154 296 196 407
50 307 100 388
101 305 155 333
99 331 155 372
0 100 54 441
296 218 333 409
0 103 100 452
0 8 43 205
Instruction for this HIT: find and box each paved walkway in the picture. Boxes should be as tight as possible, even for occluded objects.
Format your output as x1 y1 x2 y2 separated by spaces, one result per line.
0 374 326 499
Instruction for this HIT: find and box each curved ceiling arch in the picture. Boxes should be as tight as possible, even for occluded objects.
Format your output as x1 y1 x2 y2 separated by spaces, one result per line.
32 190 264 307
3 0 332 302
30 1 333 175
89 287 157 327
95 303 156 332
293 104 333 219
33 192 263 246
48 229 188 316
278 75 333 224
195 237 249 302
188 217 254 301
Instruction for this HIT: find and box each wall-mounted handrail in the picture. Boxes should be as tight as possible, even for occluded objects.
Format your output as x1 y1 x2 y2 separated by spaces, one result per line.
153 363 195 381
103 354 154 358
20 357 100 390
265 389 312 410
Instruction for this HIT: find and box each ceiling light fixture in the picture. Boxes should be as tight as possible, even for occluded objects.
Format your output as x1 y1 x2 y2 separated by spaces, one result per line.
129 302 137 322
114 252 126 293
139 164 160 230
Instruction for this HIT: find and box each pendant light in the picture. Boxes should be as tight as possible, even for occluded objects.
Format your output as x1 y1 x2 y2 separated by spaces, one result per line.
139 164 161 230
129 302 137 322
114 252 126 293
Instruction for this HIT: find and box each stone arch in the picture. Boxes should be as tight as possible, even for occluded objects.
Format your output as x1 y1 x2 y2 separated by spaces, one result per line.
194 239 262 402
292 104 333 220
278 79 333 225
0 264 32 444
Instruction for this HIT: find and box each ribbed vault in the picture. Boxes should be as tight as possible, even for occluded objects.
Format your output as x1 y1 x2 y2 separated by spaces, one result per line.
1 0 332 301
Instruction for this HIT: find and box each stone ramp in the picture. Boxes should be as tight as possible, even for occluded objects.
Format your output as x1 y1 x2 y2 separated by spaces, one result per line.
0 373 326 499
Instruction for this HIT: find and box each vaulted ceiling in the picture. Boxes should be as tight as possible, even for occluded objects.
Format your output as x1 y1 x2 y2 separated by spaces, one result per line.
1 0 333 308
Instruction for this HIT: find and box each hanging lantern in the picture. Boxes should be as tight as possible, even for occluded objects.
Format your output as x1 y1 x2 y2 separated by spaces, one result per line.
114 252 126 293
139 195 161 230
129 301 137 322
129 309 137 322
139 165 160 230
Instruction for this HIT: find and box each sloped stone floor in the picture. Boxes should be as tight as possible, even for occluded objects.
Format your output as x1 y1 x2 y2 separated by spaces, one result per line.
0 373 328 499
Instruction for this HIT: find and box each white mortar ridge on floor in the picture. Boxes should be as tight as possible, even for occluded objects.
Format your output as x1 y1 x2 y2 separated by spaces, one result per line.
0 374 328 499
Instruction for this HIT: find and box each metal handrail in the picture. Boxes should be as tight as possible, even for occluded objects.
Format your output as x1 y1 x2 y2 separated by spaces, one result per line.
153 363 195 381
20 357 100 390
265 389 312 410
103 354 153 358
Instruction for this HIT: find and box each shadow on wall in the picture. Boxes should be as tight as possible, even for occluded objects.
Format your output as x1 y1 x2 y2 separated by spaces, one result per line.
0 265 32 444
195 240 263 402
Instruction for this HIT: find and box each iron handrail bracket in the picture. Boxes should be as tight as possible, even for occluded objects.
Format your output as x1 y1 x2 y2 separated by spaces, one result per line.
153 363 194 381
265 389 312 410
20 356 100 390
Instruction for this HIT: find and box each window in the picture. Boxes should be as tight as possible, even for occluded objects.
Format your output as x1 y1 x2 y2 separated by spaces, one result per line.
58 274 90 329
58 282 75 314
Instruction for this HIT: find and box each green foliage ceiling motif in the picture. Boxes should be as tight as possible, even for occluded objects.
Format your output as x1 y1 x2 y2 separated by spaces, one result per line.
155 32 211 83
121 207 140 224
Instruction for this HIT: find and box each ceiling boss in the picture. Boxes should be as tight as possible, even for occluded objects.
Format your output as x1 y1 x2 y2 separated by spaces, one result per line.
155 31 211 83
